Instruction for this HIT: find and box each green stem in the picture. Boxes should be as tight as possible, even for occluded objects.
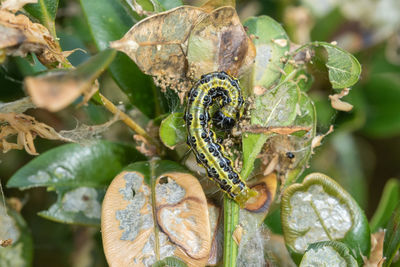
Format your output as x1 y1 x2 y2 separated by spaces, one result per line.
223 196 240 267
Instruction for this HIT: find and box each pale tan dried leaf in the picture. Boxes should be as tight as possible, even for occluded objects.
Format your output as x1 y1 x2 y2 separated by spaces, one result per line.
232 225 243 245
0 97 35 113
329 88 353 112
245 125 311 135
0 239 12 247
1 0 37 13
364 231 385 267
0 112 71 155
25 71 93 112
311 125 334 152
245 173 277 214
187 6 256 79
0 10 65 65
133 134 156 157
201 0 235 12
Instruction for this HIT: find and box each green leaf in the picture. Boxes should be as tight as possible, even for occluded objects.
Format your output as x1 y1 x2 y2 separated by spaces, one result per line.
158 0 183 10
38 187 105 226
298 42 361 89
152 256 188 267
159 113 186 149
80 0 158 118
362 74 400 137
370 179 400 232
0 204 33 267
24 0 59 38
383 201 400 267
281 173 370 264
242 16 290 91
242 80 300 180
7 141 144 189
300 241 358 267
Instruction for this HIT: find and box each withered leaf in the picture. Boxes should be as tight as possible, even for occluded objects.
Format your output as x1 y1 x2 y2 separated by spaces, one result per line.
25 49 116 112
102 170 211 267
0 112 71 155
111 6 206 80
187 6 256 79
0 10 65 66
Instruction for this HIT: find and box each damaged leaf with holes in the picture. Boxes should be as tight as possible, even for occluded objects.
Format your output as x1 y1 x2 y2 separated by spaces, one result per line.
7 141 145 225
0 203 33 266
101 160 211 266
281 173 370 264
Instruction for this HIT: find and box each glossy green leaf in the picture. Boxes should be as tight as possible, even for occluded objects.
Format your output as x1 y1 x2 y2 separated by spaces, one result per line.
80 0 158 118
383 201 400 266
0 204 33 267
300 241 358 267
7 141 145 189
362 74 400 137
242 16 290 91
284 92 316 186
159 113 186 149
281 173 370 264
298 42 361 89
24 0 59 37
370 179 400 232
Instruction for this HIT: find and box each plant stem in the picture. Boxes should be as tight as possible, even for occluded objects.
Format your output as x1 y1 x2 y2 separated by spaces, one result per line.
223 196 240 267
98 93 160 148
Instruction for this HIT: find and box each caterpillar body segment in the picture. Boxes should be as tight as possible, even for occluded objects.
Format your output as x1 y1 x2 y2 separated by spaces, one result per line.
184 71 257 206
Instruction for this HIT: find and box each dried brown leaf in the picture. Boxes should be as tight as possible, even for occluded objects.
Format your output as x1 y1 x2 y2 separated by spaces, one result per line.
245 173 277 214
111 6 206 80
0 239 12 247
245 125 311 135
1 0 37 13
0 112 71 155
187 6 256 79
0 10 65 65
25 71 98 112
364 231 385 267
232 225 243 245
311 125 334 152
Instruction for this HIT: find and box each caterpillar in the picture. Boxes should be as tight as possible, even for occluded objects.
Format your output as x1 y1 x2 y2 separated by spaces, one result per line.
184 71 257 207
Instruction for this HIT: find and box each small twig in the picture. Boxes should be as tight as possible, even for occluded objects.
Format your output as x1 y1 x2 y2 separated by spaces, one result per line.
98 93 160 149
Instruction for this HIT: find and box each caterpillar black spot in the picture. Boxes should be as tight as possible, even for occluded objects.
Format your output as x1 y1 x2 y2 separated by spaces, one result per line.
184 71 257 206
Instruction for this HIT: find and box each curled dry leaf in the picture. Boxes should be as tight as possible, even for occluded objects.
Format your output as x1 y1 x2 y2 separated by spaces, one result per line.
187 6 256 79
311 125 334 152
245 125 311 135
245 173 277 214
0 10 65 66
0 239 12 247
329 88 353 111
25 71 88 112
0 112 71 155
102 170 211 266
363 231 385 267
0 0 37 13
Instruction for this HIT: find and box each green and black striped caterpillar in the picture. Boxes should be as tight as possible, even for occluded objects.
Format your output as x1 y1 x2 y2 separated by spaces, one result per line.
184 71 257 206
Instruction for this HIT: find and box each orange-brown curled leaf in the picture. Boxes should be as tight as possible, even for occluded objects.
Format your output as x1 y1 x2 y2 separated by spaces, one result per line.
0 10 65 65
245 173 277 215
187 6 256 79
101 170 211 267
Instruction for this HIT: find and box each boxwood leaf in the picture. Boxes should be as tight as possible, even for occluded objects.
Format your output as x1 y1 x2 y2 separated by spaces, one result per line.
383 201 400 266
281 172 370 264
24 0 59 37
0 204 33 267
80 0 158 118
300 241 358 267
7 141 145 189
159 113 186 149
